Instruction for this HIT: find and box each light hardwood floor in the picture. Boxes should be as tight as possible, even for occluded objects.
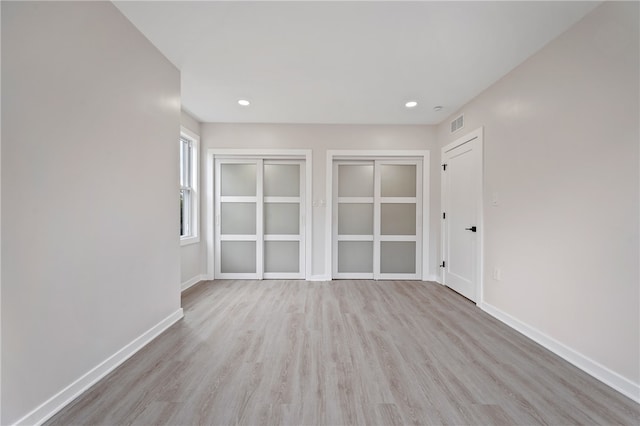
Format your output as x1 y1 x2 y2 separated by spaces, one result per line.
48 280 640 425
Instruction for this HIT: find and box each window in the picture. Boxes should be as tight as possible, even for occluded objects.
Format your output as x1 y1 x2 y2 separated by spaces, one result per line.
180 128 199 245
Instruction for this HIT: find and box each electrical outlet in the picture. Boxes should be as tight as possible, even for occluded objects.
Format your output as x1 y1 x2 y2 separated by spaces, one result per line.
492 267 502 281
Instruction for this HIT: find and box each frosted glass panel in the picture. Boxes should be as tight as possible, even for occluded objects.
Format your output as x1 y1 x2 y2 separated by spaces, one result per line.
338 241 373 273
380 242 416 273
264 203 299 235
338 203 373 235
221 163 256 196
221 241 256 273
338 164 374 197
381 165 416 197
265 241 299 273
221 203 256 235
264 164 300 197
380 203 416 235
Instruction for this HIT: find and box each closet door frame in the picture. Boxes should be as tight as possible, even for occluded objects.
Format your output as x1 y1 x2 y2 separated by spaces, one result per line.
206 149 312 281
326 150 431 281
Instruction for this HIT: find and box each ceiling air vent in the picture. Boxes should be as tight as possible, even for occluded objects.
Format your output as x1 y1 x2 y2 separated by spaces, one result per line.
450 114 464 133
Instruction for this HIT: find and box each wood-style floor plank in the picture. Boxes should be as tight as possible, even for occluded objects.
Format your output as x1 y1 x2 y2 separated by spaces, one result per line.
47 280 640 425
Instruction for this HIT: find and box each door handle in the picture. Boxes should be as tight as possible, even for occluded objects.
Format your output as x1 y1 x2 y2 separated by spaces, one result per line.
465 226 477 232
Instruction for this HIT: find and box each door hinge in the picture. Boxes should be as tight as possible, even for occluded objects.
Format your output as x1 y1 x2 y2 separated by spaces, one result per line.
440 261 446 268
442 163 447 171
442 212 446 219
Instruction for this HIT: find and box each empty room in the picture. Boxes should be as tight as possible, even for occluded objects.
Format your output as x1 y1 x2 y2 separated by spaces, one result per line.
2 1 639 425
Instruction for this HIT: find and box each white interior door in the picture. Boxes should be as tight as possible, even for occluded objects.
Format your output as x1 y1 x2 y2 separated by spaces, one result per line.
333 161 375 279
333 159 422 280
376 160 422 280
441 131 483 301
215 159 305 279
215 159 263 279
263 161 305 279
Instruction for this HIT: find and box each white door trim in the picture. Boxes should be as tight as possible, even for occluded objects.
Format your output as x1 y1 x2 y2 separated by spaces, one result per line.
326 150 431 281
206 149 313 280
440 127 484 303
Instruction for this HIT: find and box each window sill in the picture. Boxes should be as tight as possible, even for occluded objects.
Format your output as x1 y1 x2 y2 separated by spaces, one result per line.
180 236 200 247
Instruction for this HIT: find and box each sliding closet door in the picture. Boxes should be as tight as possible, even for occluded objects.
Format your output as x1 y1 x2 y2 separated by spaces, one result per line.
215 158 305 280
376 160 422 280
333 162 375 279
263 161 305 279
215 159 262 279
333 158 422 280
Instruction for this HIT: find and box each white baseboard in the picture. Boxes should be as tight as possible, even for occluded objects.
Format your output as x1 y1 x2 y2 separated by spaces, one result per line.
14 309 184 426
308 275 442 283
307 275 331 281
480 302 640 403
181 274 207 291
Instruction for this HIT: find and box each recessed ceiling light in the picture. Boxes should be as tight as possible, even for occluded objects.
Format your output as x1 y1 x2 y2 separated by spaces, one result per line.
405 101 418 108
238 99 250 106
434 105 443 111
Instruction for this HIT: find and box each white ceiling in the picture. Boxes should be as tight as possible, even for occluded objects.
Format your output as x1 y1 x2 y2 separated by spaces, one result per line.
114 1 599 125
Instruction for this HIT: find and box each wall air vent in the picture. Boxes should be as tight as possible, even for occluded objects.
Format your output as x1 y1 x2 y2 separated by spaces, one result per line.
450 114 464 133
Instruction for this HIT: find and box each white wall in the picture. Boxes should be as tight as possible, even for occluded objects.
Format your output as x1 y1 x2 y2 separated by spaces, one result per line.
181 110 201 135
180 110 204 287
437 1 639 392
0 3 3 421
201 124 440 279
2 2 182 424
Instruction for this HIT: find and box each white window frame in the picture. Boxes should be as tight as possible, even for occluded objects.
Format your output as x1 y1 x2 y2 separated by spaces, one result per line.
180 127 200 246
